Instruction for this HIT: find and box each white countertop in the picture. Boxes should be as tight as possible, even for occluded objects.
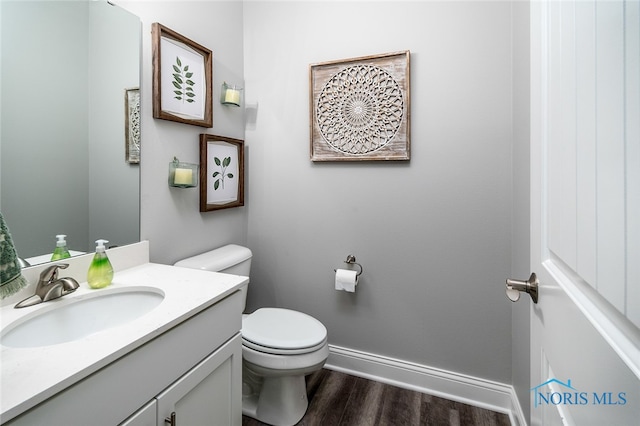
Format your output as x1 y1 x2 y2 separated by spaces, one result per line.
0 262 248 422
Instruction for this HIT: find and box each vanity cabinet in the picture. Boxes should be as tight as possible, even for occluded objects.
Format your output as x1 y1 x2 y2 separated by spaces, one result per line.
121 333 242 426
4 290 243 426
121 401 156 426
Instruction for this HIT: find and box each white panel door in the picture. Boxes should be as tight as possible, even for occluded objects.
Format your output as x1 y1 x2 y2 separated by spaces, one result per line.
529 0 640 425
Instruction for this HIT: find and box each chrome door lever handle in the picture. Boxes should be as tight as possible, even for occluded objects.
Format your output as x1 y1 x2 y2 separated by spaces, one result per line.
505 273 539 304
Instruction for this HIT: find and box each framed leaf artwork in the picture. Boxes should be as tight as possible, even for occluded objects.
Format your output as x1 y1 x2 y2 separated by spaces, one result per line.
152 23 213 128
199 134 245 212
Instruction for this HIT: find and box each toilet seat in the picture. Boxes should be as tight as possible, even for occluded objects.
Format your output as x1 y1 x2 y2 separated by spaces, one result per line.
242 336 328 355
242 308 327 354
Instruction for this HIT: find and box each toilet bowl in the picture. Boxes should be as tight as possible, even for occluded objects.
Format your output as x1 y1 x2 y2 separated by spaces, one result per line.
174 245 329 426
241 308 329 425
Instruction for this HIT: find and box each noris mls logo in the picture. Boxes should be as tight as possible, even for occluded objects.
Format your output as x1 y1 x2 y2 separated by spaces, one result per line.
531 378 627 408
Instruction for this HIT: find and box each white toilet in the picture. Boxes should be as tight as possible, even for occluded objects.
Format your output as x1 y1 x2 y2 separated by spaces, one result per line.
174 244 329 426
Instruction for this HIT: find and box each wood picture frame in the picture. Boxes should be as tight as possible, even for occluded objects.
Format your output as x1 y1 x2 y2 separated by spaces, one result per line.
200 134 245 212
309 51 410 161
124 88 140 164
152 23 213 128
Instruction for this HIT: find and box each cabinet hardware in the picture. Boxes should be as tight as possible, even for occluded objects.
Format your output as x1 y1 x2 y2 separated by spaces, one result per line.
165 412 176 426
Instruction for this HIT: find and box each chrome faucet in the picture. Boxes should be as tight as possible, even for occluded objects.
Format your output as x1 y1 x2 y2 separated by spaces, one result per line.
14 264 80 308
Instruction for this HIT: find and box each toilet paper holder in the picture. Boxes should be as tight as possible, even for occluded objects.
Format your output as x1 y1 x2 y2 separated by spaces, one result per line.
335 255 363 277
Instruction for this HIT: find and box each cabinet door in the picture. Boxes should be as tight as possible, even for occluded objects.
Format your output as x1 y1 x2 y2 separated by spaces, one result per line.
156 333 242 426
120 400 157 426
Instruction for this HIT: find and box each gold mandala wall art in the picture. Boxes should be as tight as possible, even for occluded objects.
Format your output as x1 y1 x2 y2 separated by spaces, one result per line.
309 51 410 161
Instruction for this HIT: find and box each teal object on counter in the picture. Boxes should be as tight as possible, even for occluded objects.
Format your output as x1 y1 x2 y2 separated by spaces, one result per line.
0 212 28 299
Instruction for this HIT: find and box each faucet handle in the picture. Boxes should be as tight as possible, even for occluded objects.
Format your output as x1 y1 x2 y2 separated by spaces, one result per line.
39 263 70 282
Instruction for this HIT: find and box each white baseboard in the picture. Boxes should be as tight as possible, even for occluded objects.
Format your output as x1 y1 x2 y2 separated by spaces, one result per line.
325 344 527 426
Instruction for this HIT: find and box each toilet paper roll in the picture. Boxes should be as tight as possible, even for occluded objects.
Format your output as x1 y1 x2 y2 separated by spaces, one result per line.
335 268 358 292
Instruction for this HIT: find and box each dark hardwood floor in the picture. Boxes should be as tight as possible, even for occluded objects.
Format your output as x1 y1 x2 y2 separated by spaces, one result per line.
242 369 512 426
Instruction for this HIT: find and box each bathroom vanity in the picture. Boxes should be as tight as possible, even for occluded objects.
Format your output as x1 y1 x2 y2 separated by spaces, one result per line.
0 242 246 425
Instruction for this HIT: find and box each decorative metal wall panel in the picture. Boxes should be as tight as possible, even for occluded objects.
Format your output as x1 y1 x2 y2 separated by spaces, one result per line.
310 51 410 161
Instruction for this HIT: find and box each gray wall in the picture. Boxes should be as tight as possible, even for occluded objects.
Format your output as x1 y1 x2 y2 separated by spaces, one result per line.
1 1 89 257
119 1 247 264
243 1 514 383
88 1 141 251
121 0 530 395
1 0 140 257
510 1 531 420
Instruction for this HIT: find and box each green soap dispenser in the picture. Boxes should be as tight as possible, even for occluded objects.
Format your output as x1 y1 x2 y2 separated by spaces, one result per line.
51 234 71 261
87 239 114 289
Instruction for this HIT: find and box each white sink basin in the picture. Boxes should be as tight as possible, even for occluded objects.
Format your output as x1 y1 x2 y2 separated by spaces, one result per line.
1 287 164 348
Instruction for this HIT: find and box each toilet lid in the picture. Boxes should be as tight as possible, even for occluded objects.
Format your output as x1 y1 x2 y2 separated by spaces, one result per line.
242 308 327 351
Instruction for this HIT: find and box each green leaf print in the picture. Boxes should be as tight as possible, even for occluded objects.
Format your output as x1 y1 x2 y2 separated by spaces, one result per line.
212 157 234 190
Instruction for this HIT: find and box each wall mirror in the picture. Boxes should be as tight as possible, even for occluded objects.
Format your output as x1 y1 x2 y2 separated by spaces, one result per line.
0 0 141 265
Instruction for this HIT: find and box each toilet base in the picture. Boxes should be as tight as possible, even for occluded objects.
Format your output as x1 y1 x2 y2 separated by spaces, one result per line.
240 338 328 425
242 372 308 426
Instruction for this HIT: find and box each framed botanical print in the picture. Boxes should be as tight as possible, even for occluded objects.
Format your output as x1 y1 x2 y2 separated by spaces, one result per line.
200 134 245 212
152 23 213 128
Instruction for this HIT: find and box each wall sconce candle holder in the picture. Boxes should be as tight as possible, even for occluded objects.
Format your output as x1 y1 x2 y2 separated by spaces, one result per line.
168 157 198 188
220 82 242 107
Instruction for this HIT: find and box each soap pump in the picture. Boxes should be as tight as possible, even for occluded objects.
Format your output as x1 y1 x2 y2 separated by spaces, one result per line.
87 239 114 289
51 234 71 261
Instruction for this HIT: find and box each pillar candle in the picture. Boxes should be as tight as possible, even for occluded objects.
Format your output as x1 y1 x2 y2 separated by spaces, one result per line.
224 88 240 105
174 168 193 185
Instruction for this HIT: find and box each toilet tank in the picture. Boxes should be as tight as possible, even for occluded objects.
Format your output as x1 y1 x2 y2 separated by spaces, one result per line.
174 244 252 310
